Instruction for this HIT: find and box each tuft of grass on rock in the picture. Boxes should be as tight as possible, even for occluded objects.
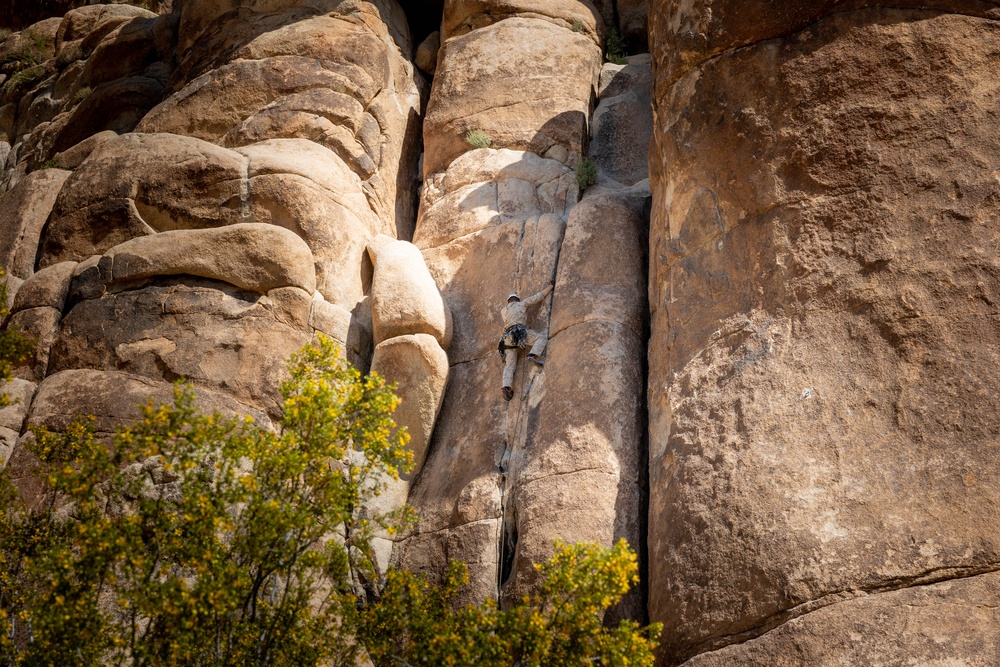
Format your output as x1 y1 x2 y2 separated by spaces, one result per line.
576 157 598 190
465 128 492 149
3 63 47 94
72 86 91 103
571 20 585 33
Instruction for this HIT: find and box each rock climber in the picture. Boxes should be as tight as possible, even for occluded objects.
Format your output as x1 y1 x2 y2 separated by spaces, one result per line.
498 282 554 401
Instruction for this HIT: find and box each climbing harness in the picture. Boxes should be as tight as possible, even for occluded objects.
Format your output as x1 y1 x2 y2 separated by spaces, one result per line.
497 323 528 361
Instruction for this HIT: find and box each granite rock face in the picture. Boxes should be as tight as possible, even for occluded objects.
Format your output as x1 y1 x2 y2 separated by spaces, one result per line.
649 2 1000 664
0 0 429 462
395 0 651 617
5 1 1000 665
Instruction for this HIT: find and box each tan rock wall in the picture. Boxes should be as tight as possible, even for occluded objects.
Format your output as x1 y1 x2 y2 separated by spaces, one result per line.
648 3 1000 664
397 1 653 623
1 1 425 482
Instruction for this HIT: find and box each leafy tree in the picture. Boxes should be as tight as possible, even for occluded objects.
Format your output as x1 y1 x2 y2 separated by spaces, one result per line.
362 539 661 667
0 335 411 666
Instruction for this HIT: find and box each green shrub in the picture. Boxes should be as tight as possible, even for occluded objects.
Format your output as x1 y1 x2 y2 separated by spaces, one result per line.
0 332 662 666
3 63 47 95
465 128 493 149
571 20 585 33
605 26 628 65
0 335 413 666
362 538 661 667
576 157 598 190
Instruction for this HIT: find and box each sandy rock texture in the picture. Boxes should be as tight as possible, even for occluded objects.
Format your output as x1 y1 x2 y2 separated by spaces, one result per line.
648 3 1000 664
684 570 1000 666
0 0 426 480
423 0 602 176
397 0 651 623
140 0 422 239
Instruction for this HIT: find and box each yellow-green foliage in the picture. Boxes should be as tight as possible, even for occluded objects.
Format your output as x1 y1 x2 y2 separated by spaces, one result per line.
361 539 662 667
0 331 662 666
0 335 412 666
465 128 493 149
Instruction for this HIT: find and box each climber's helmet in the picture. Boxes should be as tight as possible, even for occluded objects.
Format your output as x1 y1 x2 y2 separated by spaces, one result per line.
507 293 520 303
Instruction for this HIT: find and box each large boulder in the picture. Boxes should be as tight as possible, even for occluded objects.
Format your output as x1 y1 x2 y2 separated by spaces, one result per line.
370 333 449 479
90 223 317 295
423 14 601 176
145 0 424 239
368 235 452 348
648 5 1000 664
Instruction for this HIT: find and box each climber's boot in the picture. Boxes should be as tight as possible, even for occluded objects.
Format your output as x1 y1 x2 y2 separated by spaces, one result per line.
527 354 544 367
501 386 514 401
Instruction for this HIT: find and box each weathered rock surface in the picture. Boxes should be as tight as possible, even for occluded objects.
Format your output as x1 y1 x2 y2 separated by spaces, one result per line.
423 10 601 176
504 193 648 619
371 333 449 484
11 261 75 311
48 280 316 419
142 0 424 239
397 1 651 620
0 378 36 432
648 4 1000 664
590 56 652 187
685 571 1000 666
0 168 71 279
92 223 317 295
368 235 452 348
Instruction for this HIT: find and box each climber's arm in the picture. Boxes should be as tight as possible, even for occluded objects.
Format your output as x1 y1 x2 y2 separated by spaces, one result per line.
523 283 554 306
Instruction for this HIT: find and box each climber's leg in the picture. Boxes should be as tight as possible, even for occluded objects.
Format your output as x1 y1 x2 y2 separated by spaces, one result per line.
501 347 518 394
526 329 547 366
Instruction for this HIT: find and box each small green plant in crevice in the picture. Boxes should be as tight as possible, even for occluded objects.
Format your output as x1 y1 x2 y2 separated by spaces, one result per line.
570 20 585 33
576 157 598 190
605 26 628 65
465 128 493 149
2 63 47 95
72 85 91 103
34 159 59 171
